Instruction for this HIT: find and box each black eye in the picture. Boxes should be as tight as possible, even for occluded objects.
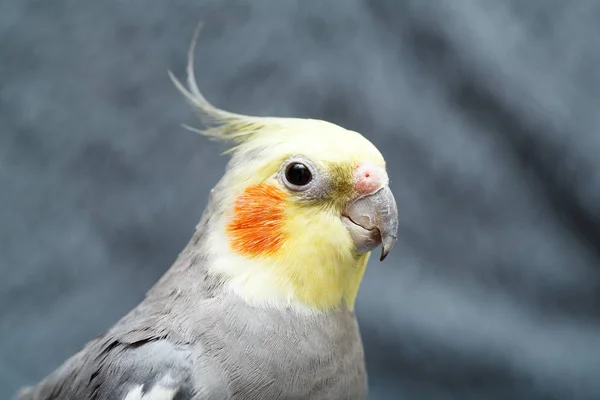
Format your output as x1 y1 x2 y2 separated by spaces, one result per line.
285 163 312 186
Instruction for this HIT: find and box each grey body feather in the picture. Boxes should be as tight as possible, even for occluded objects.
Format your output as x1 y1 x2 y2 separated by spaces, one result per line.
16 193 367 400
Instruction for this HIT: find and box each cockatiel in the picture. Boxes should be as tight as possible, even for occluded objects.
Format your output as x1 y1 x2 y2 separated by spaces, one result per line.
16 28 398 400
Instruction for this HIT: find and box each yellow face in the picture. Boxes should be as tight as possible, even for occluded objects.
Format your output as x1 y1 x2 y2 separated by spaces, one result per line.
209 119 391 311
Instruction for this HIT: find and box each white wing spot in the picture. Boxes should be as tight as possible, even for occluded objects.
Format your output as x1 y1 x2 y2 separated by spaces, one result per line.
122 383 177 400
123 385 143 400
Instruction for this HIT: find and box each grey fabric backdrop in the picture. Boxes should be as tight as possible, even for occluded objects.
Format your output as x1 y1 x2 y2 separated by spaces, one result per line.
2 1 600 399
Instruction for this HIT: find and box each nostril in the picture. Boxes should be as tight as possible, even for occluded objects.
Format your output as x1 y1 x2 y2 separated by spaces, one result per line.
355 164 384 195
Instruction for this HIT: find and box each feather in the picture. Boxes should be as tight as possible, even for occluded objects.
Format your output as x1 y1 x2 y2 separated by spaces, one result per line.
168 23 280 149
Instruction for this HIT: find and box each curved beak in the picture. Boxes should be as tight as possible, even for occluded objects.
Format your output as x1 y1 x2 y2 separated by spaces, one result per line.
341 186 399 261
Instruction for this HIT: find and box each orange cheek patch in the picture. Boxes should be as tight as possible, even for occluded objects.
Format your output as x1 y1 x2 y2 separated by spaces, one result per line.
226 184 288 257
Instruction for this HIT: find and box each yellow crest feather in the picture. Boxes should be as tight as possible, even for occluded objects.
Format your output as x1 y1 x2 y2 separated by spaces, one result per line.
168 23 287 153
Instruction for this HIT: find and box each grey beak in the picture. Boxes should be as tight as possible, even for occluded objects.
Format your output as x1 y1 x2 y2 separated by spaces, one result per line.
341 186 399 261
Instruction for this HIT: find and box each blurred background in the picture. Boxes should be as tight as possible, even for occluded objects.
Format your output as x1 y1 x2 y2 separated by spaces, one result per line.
2 1 600 399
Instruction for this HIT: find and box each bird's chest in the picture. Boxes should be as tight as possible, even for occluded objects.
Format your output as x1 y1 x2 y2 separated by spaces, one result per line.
196 306 367 399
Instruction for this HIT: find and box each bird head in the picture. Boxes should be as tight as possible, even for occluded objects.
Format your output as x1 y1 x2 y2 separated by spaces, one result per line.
169 29 398 313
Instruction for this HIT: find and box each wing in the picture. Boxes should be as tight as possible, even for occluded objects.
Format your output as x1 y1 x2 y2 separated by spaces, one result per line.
16 219 230 400
15 330 229 400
